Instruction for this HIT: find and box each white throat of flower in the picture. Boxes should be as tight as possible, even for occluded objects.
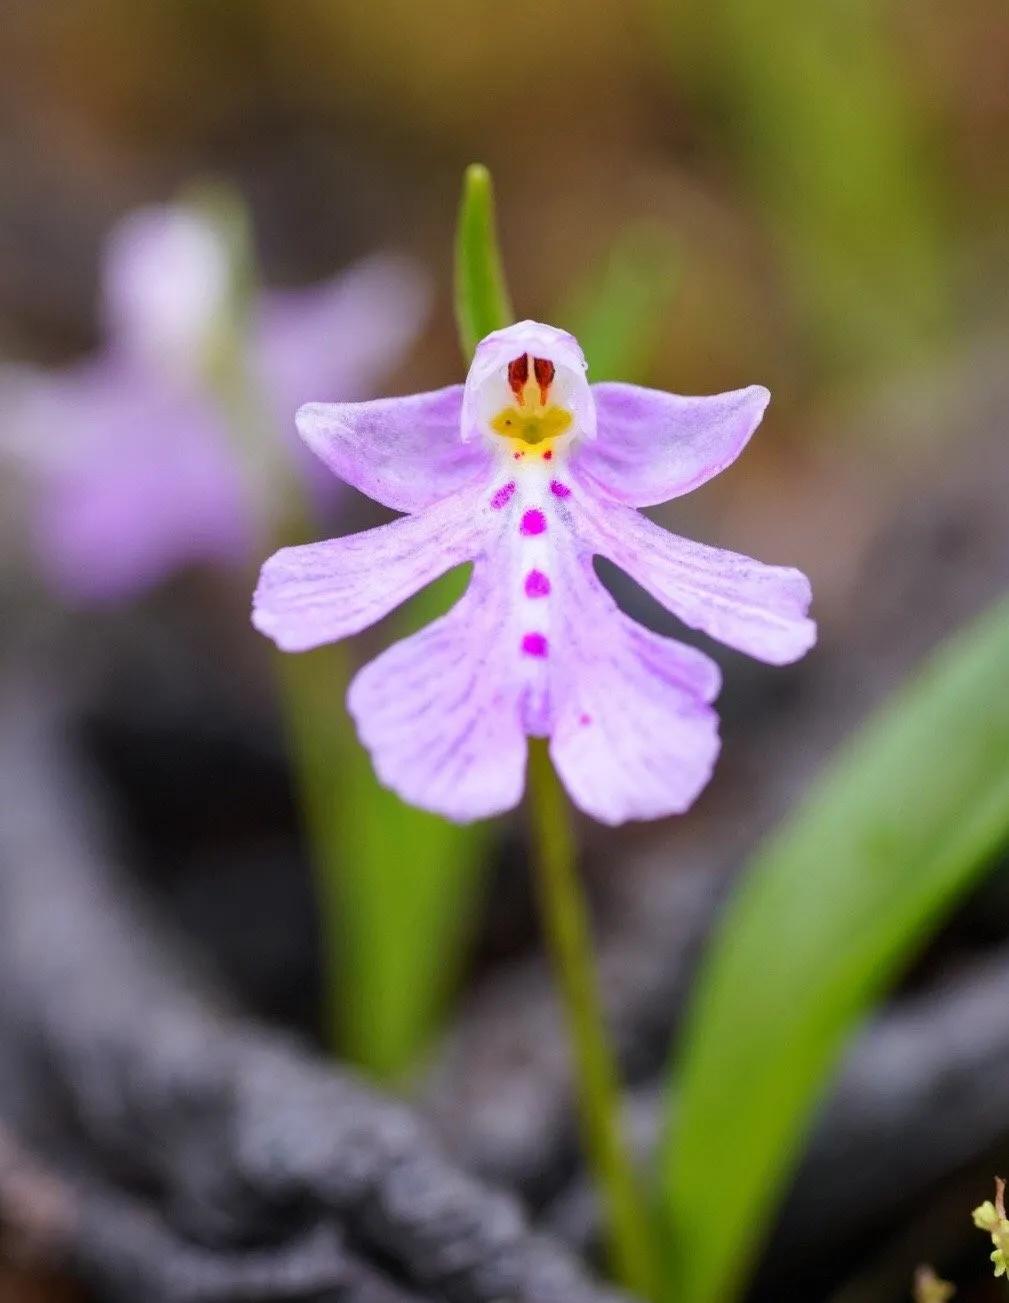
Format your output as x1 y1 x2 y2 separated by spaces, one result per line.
460 320 596 463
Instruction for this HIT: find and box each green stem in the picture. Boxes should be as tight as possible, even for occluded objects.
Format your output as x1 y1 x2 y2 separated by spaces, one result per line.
527 741 656 1299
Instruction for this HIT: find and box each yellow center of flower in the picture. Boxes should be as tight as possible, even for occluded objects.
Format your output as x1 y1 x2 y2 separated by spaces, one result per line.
490 404 573 445
489 352 573 448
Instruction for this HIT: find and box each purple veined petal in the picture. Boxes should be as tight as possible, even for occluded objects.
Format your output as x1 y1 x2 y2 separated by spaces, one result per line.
572 382 770 507
296 386 493 514
581 500 816 665
348 564 528 823
252 490 485 652
23 363 251 603
101 205 230 387
540 547 723 824
255 253 431 426
550 629 722 825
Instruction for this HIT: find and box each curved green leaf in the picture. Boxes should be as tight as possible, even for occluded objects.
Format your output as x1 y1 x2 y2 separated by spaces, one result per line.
660 595 1009 1303
206 176 495 1082
279 568 491 1083
454 163 514 362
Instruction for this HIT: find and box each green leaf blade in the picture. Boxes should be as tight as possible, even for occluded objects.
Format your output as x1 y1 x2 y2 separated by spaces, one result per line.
278 578 493 1083
454 163 514 362
660 596 1009 1303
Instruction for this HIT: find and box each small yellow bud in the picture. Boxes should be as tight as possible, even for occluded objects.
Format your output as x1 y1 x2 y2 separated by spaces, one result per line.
972 1200 999 1232
972 1178 1009 1280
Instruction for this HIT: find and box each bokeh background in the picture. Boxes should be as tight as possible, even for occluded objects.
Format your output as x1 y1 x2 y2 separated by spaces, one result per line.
1 4 1008 1302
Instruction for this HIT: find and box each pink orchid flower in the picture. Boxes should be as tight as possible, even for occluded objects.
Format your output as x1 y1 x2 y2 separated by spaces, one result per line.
253 321 815 825
3 204 428 602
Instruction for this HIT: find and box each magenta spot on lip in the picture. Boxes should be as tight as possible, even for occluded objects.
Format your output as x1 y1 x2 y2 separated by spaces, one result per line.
549 479 571 498
579 712 592 726
520 508 547 536
490 481 517 510
521 632 549 658
524 569 551 598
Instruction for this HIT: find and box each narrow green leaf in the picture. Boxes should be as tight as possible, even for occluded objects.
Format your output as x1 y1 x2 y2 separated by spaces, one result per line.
279 572 491 1082
558 224 680 383
200 178 493 1083
660 596 1009 1303
454 163 514 362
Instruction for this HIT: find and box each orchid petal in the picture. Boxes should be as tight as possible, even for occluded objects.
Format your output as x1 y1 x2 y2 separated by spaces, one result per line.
296 386 492 514
583 500 815 665
573 382 770 507
348 566 527 822
253 493 483 652
540 553 722 824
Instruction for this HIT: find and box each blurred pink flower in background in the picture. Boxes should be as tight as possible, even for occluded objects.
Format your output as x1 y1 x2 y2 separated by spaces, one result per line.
3 204 429 602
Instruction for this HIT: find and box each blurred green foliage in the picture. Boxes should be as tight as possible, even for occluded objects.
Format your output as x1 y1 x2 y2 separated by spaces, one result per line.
660 594 1009 1303
199 175 492 1082
655 0 951 376
280 583 489 1081
558 226 681 384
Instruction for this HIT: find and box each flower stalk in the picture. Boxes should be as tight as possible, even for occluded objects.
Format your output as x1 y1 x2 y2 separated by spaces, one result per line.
527 740 656 1299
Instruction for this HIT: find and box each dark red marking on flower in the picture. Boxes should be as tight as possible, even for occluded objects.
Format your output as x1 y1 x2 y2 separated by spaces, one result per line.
524 569 551 598
520 509 547 536
533 356 555 405
508 353 529 405
579 712 592 726
513 450 524 460
521 632 549 658
542 449 553 461
490 481 516 510
550 479 571 498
